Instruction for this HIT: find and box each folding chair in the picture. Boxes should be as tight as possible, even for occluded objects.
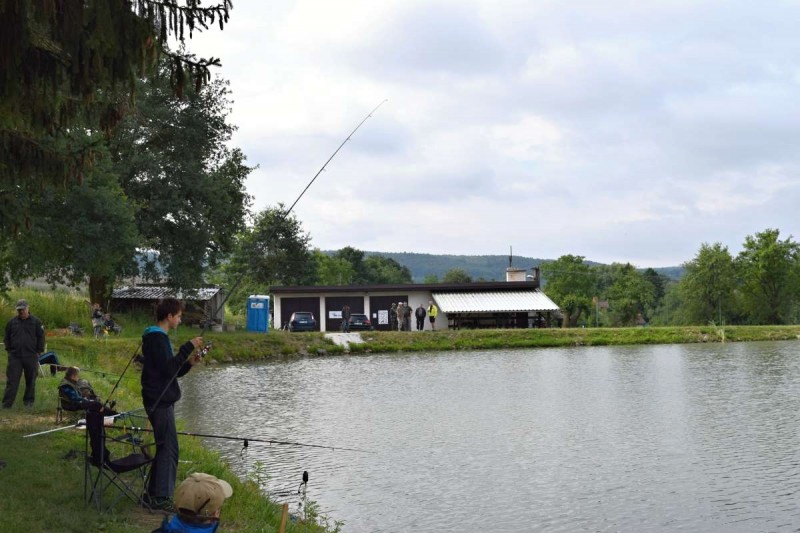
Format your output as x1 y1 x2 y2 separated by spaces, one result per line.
57 390 79 423
84 410 155 511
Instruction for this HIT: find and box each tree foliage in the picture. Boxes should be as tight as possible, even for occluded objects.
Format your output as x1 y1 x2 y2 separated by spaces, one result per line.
1 0 232 232
442 268 473 284
224 204 315 307
736 228 800 324
110 61 252 291
678 242 737 324
541 255 595 327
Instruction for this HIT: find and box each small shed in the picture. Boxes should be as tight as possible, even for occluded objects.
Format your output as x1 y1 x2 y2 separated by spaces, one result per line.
110 285 227 325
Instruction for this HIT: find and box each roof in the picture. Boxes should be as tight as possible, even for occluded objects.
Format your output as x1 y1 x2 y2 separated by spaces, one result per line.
270 280 540 294
111 286 223 302
432 289 560 313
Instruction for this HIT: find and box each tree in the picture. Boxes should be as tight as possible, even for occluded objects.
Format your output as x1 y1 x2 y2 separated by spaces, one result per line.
332 247 370 284
363 255 413 284
1 144 139 302
540 255 596 327
736 228 800 324
224 205 315 310
1 1 232 228
423 274 439 283
110 61 252 293
678 242 737 324
442 268 473 283
605 263 655 326
313 250 355 285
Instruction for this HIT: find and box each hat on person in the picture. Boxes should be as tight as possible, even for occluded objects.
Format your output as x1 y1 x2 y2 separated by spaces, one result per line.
15 299 29 310
174 473 233 517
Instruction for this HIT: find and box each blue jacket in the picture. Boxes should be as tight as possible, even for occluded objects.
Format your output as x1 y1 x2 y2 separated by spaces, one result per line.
152 515 219 532
140 327 196 410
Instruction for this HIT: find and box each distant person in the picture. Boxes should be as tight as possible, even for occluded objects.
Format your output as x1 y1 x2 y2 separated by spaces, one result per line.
91 303 104 337
415 304 427 331
38 350 64 377
141 298 204 511
2 299 45 408
341 304 351 333
428 301 438 331
390 303 398 331
396 303 404 331
403 303 412 332
151 472 233 532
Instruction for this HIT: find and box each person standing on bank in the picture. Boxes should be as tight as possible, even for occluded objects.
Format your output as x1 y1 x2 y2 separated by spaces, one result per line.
415 304 427 331
341 304 351 333
141 298 204 511
428 300 438 331
3 299 45 408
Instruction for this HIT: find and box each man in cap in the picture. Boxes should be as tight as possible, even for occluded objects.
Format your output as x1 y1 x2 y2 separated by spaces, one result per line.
152 473 233 532
3 299 45 408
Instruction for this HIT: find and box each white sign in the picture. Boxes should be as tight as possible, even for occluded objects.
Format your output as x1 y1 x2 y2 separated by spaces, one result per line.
378 310 389 325
250 302 264 309
329 310 342 319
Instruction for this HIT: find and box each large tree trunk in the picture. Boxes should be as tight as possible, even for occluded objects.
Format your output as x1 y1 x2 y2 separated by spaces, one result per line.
88 275 112 311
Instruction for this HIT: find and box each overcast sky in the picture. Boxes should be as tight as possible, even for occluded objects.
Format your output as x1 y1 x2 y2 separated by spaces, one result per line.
187 0 800 268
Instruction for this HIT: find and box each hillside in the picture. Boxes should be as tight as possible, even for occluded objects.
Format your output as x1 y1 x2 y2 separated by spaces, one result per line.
361 251 684 282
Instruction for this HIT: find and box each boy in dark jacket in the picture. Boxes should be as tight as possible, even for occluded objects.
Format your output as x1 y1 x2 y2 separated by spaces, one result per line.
141 298 203 511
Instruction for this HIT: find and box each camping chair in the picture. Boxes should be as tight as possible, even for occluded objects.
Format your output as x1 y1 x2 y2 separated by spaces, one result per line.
84 410 155 511
56 388 84 423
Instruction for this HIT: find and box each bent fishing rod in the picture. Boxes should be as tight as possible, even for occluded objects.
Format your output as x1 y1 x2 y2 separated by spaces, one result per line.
146 100 388 412
102 424 374 454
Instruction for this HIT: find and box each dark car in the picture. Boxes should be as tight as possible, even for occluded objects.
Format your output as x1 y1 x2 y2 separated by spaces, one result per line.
288 311 317 332
348 313 373 331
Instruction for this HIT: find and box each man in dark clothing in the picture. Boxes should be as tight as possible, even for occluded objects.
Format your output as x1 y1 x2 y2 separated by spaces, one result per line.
141 298 203 511
3 299 45 408
403 303 412 332
341 304 351 333
415 304 427 331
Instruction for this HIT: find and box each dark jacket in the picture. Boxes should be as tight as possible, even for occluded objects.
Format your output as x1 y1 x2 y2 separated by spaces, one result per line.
4 314 45 358
141 326 196 410
415 306 426 319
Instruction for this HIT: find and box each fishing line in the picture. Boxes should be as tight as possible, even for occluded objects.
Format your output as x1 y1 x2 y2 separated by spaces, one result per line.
102 424 374 453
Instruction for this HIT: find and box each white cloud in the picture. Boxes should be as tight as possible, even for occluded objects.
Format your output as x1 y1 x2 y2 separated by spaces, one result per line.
181 0 800 267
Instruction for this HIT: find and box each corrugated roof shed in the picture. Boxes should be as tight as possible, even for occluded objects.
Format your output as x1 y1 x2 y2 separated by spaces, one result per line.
433 289 559 313
111 286 222 301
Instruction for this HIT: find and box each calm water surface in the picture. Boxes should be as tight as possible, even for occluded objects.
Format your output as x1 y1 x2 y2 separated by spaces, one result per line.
177 341 800 532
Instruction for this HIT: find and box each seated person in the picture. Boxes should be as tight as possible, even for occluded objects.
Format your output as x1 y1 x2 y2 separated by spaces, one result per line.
151 473 233 532
39 350 65 377
58 367 116 414
103 313 122 335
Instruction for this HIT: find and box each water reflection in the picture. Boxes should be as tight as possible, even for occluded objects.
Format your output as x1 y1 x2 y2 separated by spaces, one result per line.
178 341 800 532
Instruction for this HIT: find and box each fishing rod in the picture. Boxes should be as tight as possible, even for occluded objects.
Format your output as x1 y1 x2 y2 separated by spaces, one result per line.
21 407 147 438
216 99 388 312
103 424 374 454
39 363 136 381
145 100 388 409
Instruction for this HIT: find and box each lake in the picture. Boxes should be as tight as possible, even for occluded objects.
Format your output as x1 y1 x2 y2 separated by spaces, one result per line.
177 341 800 532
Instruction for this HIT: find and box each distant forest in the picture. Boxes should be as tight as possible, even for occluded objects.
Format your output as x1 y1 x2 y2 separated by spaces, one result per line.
352 251 685 283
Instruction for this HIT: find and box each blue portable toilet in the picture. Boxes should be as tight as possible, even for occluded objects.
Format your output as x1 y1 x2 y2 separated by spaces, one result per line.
246 295 270 333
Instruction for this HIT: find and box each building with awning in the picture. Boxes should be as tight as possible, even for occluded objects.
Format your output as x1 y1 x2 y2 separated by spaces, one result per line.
270 268 561 332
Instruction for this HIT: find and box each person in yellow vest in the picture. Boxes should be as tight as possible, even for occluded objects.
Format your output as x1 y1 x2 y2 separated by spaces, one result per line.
427 300 438 331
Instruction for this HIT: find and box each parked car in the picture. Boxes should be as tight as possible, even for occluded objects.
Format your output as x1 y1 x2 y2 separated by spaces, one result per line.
348 313 373 331
288 311 317 332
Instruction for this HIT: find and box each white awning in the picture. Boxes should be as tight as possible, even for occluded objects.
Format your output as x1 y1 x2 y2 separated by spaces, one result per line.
432 289 560 313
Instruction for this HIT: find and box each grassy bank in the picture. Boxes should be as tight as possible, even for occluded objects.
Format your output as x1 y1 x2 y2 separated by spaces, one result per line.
0 337 331 533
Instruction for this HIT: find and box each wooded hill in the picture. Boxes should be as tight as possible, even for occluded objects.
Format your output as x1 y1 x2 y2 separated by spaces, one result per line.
356 251 684 283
